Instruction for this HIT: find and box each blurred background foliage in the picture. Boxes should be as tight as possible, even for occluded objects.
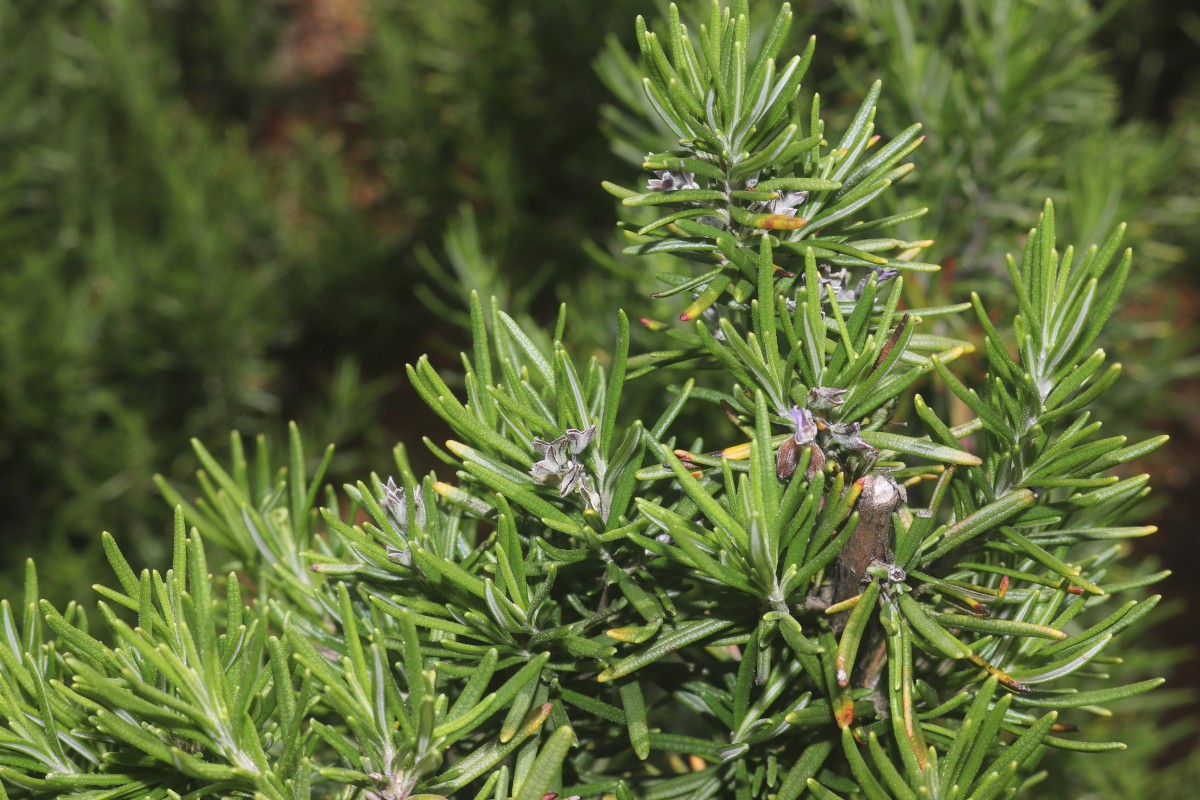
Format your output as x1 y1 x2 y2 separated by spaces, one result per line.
0 0 649 598
0 0 1197 793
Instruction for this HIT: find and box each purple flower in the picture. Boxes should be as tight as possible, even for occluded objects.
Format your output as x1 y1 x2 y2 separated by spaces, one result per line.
778 405 825 481
789 405 819 445
647 170 699 192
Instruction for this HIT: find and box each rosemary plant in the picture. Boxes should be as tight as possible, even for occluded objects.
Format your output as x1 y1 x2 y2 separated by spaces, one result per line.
0 2 1168 798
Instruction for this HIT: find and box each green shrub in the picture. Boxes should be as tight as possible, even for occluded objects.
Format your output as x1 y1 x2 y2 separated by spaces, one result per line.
0 3 1175 798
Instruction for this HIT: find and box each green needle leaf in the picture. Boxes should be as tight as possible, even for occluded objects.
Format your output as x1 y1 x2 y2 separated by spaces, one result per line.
514 725 575 800
860 431 982 466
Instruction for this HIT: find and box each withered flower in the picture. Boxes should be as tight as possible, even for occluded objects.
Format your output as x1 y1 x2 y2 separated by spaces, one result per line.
751 189 808 217
807 386 849 410
382 477 427 566
826 420 874 453
383 477 426 532
531 425 600 510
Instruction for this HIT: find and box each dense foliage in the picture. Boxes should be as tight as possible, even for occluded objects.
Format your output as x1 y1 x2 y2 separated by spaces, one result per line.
4 0 1198 609
0 3 1181 798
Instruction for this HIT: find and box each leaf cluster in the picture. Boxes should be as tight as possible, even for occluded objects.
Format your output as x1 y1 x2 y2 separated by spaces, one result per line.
603 2 937 326
0 3 1172 799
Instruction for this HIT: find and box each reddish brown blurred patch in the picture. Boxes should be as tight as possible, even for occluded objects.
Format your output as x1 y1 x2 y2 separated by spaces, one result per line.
1126 282 1200 765
257 0 368 148
271 0 369 84
255 0 410 238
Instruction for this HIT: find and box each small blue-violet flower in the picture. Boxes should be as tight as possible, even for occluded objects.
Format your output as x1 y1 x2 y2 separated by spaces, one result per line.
777 405 822 481
647 169 699 192
789 406 819 445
